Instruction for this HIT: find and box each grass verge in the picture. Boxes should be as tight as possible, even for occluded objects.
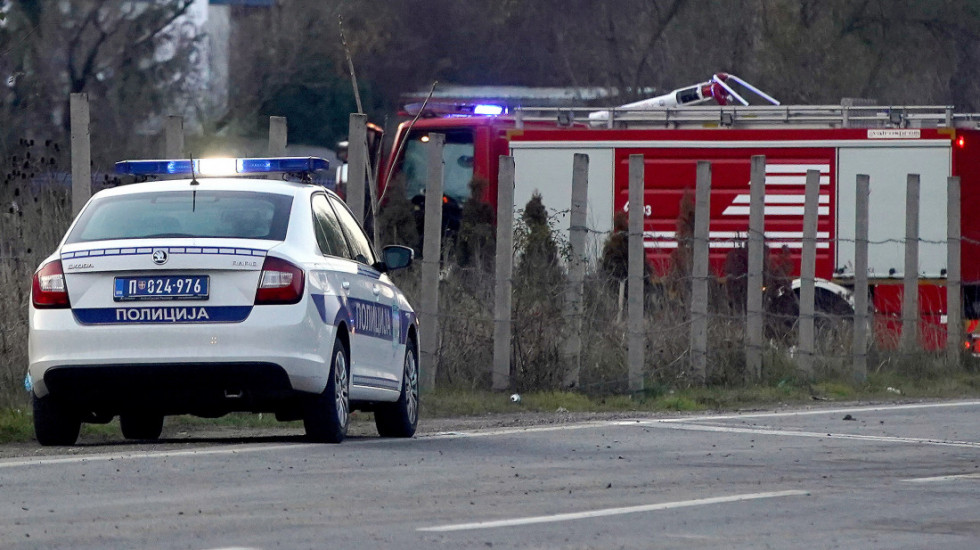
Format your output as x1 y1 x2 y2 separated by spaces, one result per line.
4 372 980 445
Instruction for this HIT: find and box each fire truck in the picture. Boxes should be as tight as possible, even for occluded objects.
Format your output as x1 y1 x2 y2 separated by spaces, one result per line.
378 75 980 348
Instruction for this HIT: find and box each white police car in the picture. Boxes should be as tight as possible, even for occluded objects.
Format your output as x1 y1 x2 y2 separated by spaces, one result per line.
28 157 419 445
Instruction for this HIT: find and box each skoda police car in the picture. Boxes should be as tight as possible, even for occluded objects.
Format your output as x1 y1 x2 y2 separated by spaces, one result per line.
28 157 419 446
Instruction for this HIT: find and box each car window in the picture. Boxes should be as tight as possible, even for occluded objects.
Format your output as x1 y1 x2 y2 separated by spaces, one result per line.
66 191 293 243
327 195 376 265
311 194 351 258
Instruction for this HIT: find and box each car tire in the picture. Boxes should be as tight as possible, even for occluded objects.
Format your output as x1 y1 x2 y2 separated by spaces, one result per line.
33 393 81 447
375 337 419 438
304 336 350 443
120 413 164 440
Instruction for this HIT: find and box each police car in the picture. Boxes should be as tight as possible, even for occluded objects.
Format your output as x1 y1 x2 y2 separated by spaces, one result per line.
27 157 419 446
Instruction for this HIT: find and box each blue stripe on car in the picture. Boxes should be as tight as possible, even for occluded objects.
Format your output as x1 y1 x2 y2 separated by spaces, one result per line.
311 294 412 343
400 310 417 344
73 306 252 324
348 297 393 340
311 293 352 328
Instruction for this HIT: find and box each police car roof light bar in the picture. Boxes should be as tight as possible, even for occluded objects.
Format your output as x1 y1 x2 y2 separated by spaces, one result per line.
115 157 330 177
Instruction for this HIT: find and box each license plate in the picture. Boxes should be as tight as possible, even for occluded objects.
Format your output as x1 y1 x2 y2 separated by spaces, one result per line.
114 276 210 301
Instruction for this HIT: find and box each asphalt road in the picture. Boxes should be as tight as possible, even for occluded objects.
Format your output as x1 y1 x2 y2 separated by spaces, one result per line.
2 400 980 549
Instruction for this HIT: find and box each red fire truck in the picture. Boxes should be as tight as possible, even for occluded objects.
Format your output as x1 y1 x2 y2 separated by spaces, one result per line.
378 76 980 348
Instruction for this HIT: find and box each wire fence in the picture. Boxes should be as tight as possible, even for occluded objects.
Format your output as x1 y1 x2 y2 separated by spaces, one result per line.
1 107 975 408
387 146 974 395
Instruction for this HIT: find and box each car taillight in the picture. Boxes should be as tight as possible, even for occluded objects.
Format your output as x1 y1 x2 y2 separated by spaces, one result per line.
32 260 70 309
254 256 305 305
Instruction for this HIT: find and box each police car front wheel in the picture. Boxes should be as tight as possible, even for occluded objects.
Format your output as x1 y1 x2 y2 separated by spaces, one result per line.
375 337 419 438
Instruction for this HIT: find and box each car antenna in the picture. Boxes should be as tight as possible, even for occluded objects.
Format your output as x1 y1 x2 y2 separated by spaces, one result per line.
189 153 199 212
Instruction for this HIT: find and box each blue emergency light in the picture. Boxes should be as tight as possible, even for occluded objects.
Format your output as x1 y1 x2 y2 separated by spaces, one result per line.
402 101 507 117
115 157 330 177
473 104 505 116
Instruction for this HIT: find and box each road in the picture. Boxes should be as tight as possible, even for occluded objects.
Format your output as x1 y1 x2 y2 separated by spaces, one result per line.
1 400 979 549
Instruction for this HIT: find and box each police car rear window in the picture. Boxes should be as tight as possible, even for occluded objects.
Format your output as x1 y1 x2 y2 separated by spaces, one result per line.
66 191 293 243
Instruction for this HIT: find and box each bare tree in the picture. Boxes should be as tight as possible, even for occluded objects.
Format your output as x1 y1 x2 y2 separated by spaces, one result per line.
1 0 203 164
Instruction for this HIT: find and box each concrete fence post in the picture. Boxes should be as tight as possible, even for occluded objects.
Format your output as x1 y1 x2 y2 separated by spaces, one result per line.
346 113 367 225
70 93 91 216
268 116 287 156
797 169 821 376
901 174 920 352
562 154 589 388
493 156 516 391
690 161 711 385
419 133 445 392
853 174 870 381
165 116 184 158
627 154 645 392
947 176 962 364
746 155 765 380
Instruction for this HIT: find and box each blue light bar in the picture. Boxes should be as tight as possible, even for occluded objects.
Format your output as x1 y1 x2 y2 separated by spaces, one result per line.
473 104 505 116
115 157 330 176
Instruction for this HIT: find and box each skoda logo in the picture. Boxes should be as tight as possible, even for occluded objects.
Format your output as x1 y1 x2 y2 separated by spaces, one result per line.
152 249 168 265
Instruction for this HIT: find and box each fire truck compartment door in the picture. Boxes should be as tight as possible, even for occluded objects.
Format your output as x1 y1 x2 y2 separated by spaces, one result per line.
837 145 951 279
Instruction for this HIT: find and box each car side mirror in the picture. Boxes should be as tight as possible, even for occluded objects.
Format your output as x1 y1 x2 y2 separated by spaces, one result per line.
376 245 414 272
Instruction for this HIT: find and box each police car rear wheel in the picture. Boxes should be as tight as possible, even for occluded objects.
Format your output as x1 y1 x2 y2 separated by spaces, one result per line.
375 337 419 438
33 393 81 446
120 413 164 440
304 336 350 443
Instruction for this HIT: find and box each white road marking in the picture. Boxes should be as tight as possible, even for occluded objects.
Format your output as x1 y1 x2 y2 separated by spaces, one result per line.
0 443 314 469
902 473 980 483
417 490 810 532
4 400 978 469
642 421 980 448
650 400 980 423
424 421 616 439
426 401 980 440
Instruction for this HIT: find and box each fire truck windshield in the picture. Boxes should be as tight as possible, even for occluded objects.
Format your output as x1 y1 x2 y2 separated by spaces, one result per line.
402 130 474 204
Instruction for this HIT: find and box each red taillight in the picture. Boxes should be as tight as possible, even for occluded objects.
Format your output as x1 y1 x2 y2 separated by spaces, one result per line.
254 256 305 305
957 135 966 148
32 260 70 309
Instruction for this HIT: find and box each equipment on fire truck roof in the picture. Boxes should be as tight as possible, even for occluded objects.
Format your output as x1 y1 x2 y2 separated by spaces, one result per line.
587 73 780 124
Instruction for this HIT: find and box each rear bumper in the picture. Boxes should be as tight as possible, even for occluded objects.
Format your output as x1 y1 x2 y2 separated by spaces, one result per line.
41 362 296 417
29 299 336 399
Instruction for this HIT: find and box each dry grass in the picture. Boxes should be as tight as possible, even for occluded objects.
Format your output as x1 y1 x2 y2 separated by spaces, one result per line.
1 139 75 409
